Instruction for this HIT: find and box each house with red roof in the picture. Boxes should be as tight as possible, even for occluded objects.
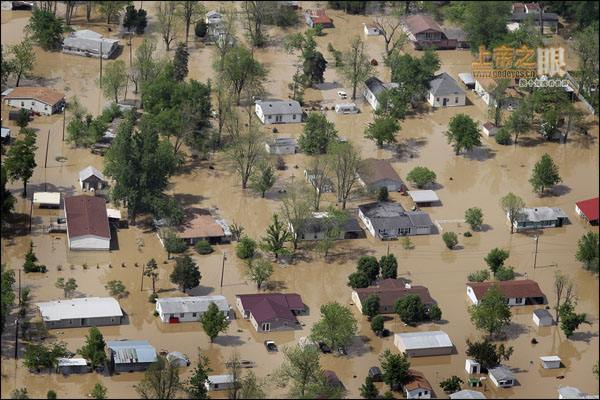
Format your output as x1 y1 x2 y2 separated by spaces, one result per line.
64 195 110 251
235 293 305 332
304 9 333 28
466 280 546 306
575 197 599 225
351 279 436 315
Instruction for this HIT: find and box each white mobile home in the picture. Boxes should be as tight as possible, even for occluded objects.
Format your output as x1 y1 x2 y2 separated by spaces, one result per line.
255 100 302 124
265 137 296 155
62 30 119 59
205 375 235 391
155 296 230 323
335 103 359 114
36 297 123 329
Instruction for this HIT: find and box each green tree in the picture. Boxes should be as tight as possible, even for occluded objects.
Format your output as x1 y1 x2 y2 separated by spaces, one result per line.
276 345 322 398
163 231 187 259
364 116 399 148
100 60 128 103
500 192 525 234
362 294 380 320
195 240 213 255
173 42 189 82
469 284 511 337
465 207 484 231
484 248 510 275
357 256 380 282
195 20 207 38
461 2 511 50
327 141 362 209
250 161 276 198
380 349 411 390
144 258 159 294
529 153 562 195
201 302 230 343
246 258 273 290
135 355 182 399
506 101 531 144
439 376 463 393
494 266 515 281
90 383 107 400
558 300 588 338
446 114 482 155
388 50 439 98
576 232 599 273
466 339 513 370
593 361 599 380
23 241 46 273
380 254 398 279
360 376 379 399
170 255 201 293
177 1 205 46
222 45 267 105
186 351 211 399
299 113 338 155
240 370 266 399
1 44 16 86
395 294 426 324
241 1 269 47
77 327 107 369
303 50 327 86
377 187 389 202
310 302 358 349
370 315 385 334
4 129 37 197
375 86 411 120
23 342 69 371
347 271 370 289
1 165 16 226
131 38 159 96
468 269 490 282
105 280 128 298
487 79 510 127
25 9 65 50
495 127 512 145
442 231 458 249
9 40 35 87
260 214 291 260
428 304 442 321
55 277 77 298
337 36 373 99
97 1 130 24
10 388 29 399
46 390 57 399
1 264 16 334
406 167 436 189
15 109 30 129
574 25 599 106
236 236 257 259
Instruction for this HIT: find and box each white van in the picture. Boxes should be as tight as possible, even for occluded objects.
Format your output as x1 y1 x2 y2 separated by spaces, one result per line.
335 103 359 114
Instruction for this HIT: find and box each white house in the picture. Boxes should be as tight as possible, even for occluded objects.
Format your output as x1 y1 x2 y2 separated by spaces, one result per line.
512 207 569 231
265 137 296 155
363 23 381 36
466 280 546 306
465 358 481 374
205 375 235 391
79 166 107 191
540 356 561 369
65 195 111 251
482 121 498 137
56 358 90 374
205 10 222 25
3 86 65 115
558 387 599 399
363 76 399 111
155 296 230 323
449 390 486 399
427 72 466 107
532 309 553 327
394 331 454 357
488 366 515 388
62 30 119 59
404 371 432 399
255 100 302 124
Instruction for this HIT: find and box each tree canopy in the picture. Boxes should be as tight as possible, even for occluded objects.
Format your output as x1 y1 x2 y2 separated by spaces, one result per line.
310 302 358 349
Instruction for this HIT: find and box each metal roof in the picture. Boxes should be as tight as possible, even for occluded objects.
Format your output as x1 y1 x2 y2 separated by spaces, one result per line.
36 297 122 322
62 30 119 56
256 100 302 115
458 73 475 86
558 387 599 399
533 309 552 319
79 165 106 182
268 137 297 147
33 192 60 205
208 374 234 384
488 366 514 381
408 190 439 203
429 72 465 97
540 356 561 362
359 202 433 231
517 207 568 222
57 357 88 367
107 340 157 364
156 296 230 314
449 390 486 399
394 331 453 350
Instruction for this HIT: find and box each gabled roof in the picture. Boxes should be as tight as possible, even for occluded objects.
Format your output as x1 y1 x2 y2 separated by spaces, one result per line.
300 212 362 234
79 165 106 182
429 72 465 97
467 279 545 300
517 207 568 222
404 370 433 392
449 390 486 399
157 296 230 314
394 331 453 350
306 9 332 25
354 279 435 308
488 365 515 381
63 30 119 55
236 293 304 324
364 77 387 97
107 340 157 364
256 100 302 115
64 195 110 239
359 158 402 185
36 297 122 321
533 308 552 319
175 208 228 239
576 197 599 222
358 202 433 230
4 86 65 106
404 14 444 34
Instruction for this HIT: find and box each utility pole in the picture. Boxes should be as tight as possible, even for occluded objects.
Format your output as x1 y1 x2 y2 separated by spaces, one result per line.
99 39 103 82
62 104 66 141
533 235 539 269
220 252 227 290
15 269 21 359
140 262 144 291
386 242 390 256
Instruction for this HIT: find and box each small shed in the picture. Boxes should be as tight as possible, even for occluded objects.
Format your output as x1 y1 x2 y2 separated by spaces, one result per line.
363 23 381 36
166 351 190 367
205 374 235 391
1 127 10 144
33 192 61 208
408 190 440 206
488 366 515 388
458 73 476 89
265 137 297 155
79 166 107 191
56 358 90 374
540 356 561 369
465 358 481 374
482 122 498 137
532 309 553 327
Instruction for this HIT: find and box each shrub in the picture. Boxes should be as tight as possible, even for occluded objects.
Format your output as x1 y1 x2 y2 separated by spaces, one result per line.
195 20 207 38
465 207 484 231
468 269 490 282
401 237 413 249
195 240 213 255
377 187 389 202
495 127 512 145
495 266 515 281
428 304 442 321
464 231 472 237
348 271 370 289
275 155 286 170
149 293 158 303
370 315 385 333
406 166 437 188
153 310 159 317
442 232 458 249
236 236 257 259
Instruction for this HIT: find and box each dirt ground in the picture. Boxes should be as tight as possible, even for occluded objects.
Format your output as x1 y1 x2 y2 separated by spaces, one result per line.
1 2 598 399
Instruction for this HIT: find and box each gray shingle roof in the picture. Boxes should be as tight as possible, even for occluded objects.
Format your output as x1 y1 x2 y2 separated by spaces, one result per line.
429 73 465 97
488 366 515 381
517 207 568 222
359 202 433 231
256 100 302 116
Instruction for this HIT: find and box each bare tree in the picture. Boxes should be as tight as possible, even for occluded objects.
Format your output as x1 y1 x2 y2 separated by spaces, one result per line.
242 1 268 48
280 183 312 252
553 271 575 323
225 116 265 189
213 5 238 72
306 156 331 211
327 141 361 209
226 351 243 400
64 1 78 25
177 1 205 47
157 1 179 51
85 1 93 21
337 36 373 100
373 14 408 58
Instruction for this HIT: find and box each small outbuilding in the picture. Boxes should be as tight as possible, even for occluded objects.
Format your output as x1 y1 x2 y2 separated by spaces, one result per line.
458 73 476 89
465 358 481 374
265 137 297 155
166 352 190 367
532 309 553 327
408 190 440 206
394 331 454 357
449 390 486 399
540 355 561 369
575 197 599 225
363 23 381 36
404 370 432 399
482 122 498 137
304 9 333 29
1 127 10 144
334 103 359 114
488 366 515 388
205 374 235 391
79 166 107 191
56 358 90 374
107 340 157 373
33 192 61 208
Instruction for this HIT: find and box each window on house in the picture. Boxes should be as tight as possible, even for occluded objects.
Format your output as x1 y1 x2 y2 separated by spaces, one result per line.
21 102 25 107
31 101 35 106
268 115 272 119
192 312 197 317
436 97 440 102
515 297 523 303
293 114 296 120
455 97 458 103
180 313 185 317
262 322 271 331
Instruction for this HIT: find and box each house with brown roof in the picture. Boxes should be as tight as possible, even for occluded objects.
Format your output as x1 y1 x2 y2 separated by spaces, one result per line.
466 280 546 306
402 14 457 50
3 86 65 115
475 78 523 109
404 370 433 399
235 293 305 332
170 208 232 245
358 158 404 192
64 195 111 251
352 279 436 314
304 9 333 28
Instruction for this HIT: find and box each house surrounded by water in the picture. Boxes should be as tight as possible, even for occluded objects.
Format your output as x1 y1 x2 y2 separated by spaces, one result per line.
107 340 157 373
36 297 123 329
358 202 433 239
3 86 65 115
466 279 546 306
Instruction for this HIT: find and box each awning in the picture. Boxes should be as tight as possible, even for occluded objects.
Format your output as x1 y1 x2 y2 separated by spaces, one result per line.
458 73 475 86
33 192 60 206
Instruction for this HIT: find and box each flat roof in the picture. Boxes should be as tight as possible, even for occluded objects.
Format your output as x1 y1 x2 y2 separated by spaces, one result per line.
157 296 230 314
57 357 88 367
408 190 439 203
107 340 157 364
488 365 514 380
540 356 561 362
395 331 453 350
33 192 60 205
458 73 475 85
36 297 122 322
208 374 234 384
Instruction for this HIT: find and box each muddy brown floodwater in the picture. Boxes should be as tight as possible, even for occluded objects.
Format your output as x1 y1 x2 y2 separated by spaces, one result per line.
1 2 598 399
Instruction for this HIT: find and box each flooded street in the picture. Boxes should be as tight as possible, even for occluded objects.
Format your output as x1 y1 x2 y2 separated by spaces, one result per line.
1 2 598 399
